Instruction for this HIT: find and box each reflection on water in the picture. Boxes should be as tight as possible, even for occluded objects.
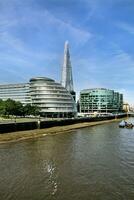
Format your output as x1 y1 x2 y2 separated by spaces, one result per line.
45 161 58 195
0 118 134 200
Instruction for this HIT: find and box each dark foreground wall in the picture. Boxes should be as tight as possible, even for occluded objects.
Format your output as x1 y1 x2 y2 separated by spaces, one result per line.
0 114 127 134
0 122 37 134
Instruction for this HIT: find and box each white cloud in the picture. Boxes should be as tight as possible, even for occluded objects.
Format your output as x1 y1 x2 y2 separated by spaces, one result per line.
0 1 93 63
21 8 93 44
0 0 93 45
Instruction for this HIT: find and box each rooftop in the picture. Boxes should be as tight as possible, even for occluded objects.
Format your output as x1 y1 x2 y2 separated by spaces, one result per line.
29 77 54 82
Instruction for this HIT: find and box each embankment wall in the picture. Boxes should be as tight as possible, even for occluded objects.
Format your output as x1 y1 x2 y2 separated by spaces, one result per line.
0 114 127 134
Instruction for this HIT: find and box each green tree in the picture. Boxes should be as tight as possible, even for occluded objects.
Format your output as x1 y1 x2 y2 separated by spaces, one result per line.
14 101 24 116
5 99 17 116
23 104 40 116
0 99 40 117
0 99 5 116
3 99 24 117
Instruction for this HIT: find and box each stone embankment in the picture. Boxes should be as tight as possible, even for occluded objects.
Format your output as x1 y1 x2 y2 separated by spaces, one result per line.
0 114 127 143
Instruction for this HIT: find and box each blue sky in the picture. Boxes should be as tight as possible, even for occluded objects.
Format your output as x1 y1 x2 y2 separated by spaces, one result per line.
0 0 134 103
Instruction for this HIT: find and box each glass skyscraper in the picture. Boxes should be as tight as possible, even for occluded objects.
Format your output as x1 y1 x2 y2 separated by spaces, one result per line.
61 41 76 101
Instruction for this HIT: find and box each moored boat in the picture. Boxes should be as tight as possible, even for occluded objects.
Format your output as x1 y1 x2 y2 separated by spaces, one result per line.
119 120 133 128
119 120 126 128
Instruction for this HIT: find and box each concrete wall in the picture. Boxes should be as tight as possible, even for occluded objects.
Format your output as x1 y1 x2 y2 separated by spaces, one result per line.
0 122 37 134
0 114 127 134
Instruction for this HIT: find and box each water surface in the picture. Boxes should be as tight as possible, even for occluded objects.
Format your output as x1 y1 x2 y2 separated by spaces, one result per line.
0 118 134 200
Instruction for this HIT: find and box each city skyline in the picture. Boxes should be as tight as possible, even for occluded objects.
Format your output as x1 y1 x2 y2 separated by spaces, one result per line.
0 0 134 103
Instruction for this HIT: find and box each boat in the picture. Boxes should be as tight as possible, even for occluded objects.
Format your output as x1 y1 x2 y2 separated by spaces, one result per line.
119 120 126 128
119 120 133 128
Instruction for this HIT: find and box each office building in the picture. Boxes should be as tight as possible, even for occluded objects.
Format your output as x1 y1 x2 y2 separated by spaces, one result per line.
0 83 30 105
123 103 130 112
0 77 76 117
29 77 76 117
80 88 123 114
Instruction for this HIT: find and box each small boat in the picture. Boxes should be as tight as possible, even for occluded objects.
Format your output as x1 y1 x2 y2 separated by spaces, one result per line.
119 120 133 128
119 120 126 128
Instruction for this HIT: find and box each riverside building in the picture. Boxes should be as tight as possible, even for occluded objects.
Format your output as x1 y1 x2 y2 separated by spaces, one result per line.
0 83 30 105
80 88 123 114
0 77 77 117
29 77 76 117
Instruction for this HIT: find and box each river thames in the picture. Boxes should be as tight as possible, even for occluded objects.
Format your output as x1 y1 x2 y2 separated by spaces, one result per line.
0 118 134 200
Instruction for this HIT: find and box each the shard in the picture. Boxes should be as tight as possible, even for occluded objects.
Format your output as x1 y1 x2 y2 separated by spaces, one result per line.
61 41 76 101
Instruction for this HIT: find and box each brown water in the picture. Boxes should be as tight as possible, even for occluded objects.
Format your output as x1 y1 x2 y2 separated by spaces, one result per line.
0 118 134 200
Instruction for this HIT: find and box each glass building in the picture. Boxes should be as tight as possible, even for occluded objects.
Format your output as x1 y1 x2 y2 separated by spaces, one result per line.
0 83 30 105
29 77 76 117
80 88 123 114
0 77 76 117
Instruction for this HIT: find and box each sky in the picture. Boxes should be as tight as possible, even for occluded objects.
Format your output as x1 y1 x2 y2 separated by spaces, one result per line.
0 0 134 104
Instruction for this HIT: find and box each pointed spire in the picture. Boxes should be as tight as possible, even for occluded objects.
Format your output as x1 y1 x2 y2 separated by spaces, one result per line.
61 41 74 92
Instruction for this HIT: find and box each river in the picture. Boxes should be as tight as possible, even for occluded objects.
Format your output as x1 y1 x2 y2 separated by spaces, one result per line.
0 118 134 200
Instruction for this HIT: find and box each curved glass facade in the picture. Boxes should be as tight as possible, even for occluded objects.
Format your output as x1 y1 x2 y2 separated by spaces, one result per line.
29 77 76 117
80 88 123 113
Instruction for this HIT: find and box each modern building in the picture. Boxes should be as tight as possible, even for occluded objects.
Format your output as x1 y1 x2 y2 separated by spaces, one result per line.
0 83 30 105
80 88 123 114
29 77 76 117
0 77 77 117
123 103 130 112
61 41 76 101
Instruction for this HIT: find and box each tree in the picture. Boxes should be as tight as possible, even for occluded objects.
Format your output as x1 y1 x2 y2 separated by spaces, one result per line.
4 99 18 116
0 99 40 117
0 99 5 116
3 99 24 117
23 104 40 116
14 101 24 116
